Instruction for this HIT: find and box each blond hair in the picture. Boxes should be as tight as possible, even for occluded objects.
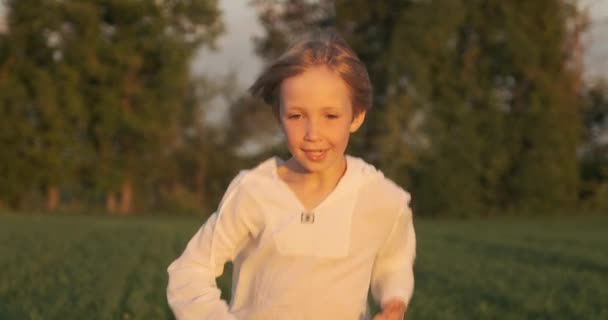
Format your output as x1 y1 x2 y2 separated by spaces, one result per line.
249 28 372 117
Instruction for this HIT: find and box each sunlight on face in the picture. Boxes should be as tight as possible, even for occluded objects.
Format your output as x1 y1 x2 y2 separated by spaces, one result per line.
279 66 365 174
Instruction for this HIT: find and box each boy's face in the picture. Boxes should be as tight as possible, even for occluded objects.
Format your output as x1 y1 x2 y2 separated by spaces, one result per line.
279 66 365 174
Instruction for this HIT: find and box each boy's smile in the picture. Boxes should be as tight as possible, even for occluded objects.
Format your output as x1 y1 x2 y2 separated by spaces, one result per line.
302 148 328 162
279 66 365 175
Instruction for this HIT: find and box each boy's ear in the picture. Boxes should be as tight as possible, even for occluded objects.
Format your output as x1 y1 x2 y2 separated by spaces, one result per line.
349 111 366 133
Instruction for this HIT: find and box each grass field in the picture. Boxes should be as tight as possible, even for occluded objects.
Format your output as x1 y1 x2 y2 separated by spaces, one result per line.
0 213 606 319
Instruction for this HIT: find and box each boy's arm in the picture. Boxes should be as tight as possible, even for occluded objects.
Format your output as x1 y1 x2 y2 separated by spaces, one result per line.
166 173 261 320
370 201 416 318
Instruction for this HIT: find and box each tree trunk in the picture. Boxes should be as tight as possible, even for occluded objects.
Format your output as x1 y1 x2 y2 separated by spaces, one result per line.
46 185 59 212
106 192 117 214
119 178 133 214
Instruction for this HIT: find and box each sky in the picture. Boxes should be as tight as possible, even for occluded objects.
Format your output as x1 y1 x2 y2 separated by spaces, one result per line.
191 1 264 87
0 1 5 33
581 0 608 81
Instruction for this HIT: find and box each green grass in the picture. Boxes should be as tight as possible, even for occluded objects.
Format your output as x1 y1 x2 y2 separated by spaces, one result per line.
0 213 606 319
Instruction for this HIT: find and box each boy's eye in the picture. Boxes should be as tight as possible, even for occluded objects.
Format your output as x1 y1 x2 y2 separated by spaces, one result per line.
326 114 340 119
287 114 302 120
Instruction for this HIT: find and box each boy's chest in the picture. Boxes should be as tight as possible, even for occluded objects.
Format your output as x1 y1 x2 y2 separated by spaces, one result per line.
283 182 336 212
258 192 393 260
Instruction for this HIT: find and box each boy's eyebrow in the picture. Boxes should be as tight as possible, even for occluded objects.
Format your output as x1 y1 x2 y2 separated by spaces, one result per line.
321 106 342 112
283 106 304 112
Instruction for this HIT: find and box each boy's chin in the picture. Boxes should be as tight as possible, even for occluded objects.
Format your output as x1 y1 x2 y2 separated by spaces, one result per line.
292 153 345 174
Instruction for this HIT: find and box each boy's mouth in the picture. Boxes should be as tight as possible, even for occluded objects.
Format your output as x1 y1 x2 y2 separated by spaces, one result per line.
302 149 328 162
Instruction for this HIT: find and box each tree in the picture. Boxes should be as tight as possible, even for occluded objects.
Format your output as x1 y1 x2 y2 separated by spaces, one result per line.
252 0 585 216
0 1 88 211
580 81 608 210
346 0 586 216
0 0 223 213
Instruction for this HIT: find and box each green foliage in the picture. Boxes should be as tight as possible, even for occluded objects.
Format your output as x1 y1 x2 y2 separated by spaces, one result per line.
336 0 583 216
0 213 606 319
0 0 603 216
0 0 85 208
0 0 224 212
580 82 608 211
252 0 586 216
251 0 335 60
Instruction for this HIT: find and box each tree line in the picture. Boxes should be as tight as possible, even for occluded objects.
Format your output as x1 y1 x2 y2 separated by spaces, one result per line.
1 0 607 217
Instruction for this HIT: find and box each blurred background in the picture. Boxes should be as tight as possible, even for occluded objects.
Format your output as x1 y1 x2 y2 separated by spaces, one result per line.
0 1 607 319
1 0 608 217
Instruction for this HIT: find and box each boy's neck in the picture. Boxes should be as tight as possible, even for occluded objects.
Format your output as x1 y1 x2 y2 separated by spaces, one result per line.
279 156 347 188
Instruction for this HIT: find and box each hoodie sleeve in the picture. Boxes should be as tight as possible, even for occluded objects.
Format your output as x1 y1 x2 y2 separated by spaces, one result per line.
370 195 417 308
166 171 263 320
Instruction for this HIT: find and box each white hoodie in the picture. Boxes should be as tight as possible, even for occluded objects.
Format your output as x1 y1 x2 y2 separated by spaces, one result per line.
167 155 416 320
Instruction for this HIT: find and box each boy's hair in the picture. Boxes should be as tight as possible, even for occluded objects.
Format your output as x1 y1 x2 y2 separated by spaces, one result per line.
249 28 372 118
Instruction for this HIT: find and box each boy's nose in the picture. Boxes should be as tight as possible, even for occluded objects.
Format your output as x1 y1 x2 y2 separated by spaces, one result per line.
304 119 321 141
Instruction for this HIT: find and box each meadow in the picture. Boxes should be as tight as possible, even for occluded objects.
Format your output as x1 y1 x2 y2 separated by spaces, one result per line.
0 212 606 319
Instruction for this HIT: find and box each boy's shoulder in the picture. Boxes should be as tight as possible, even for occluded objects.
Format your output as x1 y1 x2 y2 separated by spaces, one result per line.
348 155 411 207
226 157 279 190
